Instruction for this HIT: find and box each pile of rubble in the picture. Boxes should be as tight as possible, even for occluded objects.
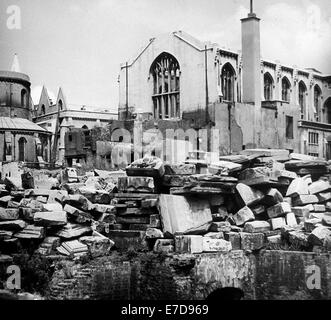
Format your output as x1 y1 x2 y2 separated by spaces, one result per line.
0 149 331 264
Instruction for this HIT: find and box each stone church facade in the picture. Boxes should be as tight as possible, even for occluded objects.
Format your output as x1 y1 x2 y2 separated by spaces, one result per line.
118 7 331 159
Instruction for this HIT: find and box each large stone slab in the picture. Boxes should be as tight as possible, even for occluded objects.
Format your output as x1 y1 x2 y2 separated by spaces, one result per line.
55 223 92 239
118 176 156 193
107 230 147 250
14 225 45 239
308 226 331 246
270 217 286 230
0 220 26 231
308 180 330 195
80 233 114 258
153 239 174 253
34 211 67 227
158 195 212 236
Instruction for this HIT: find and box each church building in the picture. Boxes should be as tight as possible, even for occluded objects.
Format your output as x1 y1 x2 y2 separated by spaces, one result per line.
117 3 331 159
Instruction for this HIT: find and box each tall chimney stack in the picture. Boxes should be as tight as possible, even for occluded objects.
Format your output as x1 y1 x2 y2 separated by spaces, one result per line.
241 0 261 106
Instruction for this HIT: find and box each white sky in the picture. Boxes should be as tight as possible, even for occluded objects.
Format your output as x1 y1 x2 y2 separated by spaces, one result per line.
0 0 330 111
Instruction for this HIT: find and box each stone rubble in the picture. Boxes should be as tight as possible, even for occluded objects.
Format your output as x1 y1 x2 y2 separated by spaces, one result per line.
1 153 331 264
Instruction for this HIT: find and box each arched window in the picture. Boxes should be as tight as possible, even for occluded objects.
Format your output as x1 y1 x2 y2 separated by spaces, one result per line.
21 89 27 108
298 81 307 119
264 73 274 101
41 104 46 115
58 99 63 110
314 85 322 122
150 52 180 119
221 63 235 102
281 77 291 102
325 98 331 124
18 137 27 162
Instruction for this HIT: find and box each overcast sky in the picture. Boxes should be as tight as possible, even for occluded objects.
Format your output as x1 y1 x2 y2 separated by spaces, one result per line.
0 0 330 111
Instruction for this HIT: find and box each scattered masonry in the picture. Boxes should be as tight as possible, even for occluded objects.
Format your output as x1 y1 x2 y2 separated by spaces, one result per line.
1 151 331 266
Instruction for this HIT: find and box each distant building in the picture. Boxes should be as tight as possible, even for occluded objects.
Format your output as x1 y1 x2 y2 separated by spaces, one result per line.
118 5 331 159
33 87 117 164
0 55 51 163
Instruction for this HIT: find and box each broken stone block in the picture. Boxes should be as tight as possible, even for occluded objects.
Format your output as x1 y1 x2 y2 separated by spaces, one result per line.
107 230 147 250
292 195 319 206
309 212 324 220
153 239 174 253
243 221 270 233
291 206 310 218
34 211 67 227
0 208 19 220
235 183 264 207
202 238 232 252
7 201 20 209
263 188 283 206
323 235 331 251
0 230 13 240
164 163 196 175
36 196 47 204
93 204 116 214
158 195 212 236
286 178 309 197
80 233 114 258
57 240 88 257
63 204 93 223
145 228 164 239
277 170 298 180
308 180 330 195
313 204 326 212
240 232 265 251
43 203 63 212
98 213 116 224
175 235 203 254
209 221 231 233
204 232 224 239
286 212 298 228
233 206 255 226
118 176 155 193
0 220 26 231
322 212 331 226
308 226 331 246
303 204 315 212
0 195 13 206
317 192 331 203
224 232 241 250
267 202 291 219
305 219 322 232
116 216 150 224
267 235 282 245
287 230 309 248
36 237 61 255
270 217 286 230
64 194 95 212
55 223 92 239
251 205 266 216
14 225 45 239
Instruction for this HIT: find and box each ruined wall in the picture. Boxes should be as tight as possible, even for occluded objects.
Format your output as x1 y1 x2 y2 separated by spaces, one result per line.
48 250 331 300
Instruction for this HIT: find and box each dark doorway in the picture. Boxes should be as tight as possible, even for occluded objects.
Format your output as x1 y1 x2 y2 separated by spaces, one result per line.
18 137 27 161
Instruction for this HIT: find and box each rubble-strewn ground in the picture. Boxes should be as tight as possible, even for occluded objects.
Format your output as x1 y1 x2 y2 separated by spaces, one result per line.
1 149 331 299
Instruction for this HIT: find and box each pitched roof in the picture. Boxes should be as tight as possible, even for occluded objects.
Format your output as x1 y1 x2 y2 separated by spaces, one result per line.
0 117 49 133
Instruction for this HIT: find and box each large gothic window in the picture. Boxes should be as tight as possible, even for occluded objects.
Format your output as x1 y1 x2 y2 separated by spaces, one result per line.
221 63 235 102
150 52 180 119
18 137 27 162
264 73 274 101
298 81 307 119
281 77 291 102
314 85 321 122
